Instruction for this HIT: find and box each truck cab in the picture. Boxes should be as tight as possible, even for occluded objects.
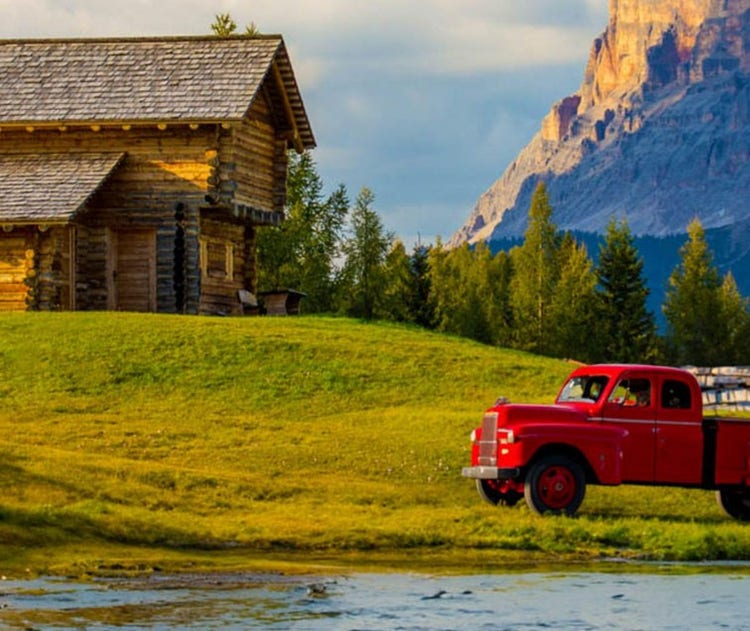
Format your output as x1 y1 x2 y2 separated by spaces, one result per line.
556 365 704 485
462 364 750 518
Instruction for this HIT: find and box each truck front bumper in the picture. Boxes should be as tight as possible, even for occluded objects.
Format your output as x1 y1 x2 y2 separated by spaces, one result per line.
461 466 521 480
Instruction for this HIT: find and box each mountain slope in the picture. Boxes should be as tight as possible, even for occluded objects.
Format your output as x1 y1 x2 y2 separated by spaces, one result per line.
451 0 750 245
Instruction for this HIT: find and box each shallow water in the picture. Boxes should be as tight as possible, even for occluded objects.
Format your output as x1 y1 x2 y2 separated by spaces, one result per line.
1 569 748 630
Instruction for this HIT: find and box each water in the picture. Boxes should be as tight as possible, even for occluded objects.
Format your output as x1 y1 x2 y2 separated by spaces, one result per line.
1 569 748 630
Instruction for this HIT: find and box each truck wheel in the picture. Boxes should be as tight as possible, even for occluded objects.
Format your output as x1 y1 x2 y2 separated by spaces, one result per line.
476 480 522 507
524 455 586 516
716 488 750 521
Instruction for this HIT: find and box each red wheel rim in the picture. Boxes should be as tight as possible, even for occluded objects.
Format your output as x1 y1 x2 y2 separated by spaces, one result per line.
537 465 576 510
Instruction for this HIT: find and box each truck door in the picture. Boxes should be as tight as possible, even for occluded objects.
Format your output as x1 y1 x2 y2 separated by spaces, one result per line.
601 372 656 482
655 377 703 485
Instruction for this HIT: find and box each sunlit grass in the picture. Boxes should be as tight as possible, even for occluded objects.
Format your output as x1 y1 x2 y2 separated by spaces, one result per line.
0 312 748 577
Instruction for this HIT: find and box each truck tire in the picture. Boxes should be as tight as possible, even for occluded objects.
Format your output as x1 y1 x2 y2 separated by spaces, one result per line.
716 488 750 521
476 479 522 507
524 455 586 516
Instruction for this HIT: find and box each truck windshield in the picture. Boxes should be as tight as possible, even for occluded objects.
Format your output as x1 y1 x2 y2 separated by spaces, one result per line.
558 376 609 403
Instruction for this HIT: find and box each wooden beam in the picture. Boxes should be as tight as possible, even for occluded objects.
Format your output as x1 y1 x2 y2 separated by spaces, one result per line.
271 61 303 153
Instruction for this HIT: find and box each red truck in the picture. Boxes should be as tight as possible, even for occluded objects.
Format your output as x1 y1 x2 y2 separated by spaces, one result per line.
462 364 750 519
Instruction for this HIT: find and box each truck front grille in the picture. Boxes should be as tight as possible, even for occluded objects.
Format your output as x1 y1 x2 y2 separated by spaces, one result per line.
477 412 498 466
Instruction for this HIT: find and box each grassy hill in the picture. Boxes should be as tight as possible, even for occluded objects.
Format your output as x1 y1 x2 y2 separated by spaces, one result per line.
0 312 748 577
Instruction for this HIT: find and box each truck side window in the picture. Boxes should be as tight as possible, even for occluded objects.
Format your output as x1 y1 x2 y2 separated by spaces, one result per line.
662 380 691 409
609 378 651 406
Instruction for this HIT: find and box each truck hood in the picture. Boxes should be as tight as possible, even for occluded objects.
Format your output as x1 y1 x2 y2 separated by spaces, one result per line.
495 403 588 427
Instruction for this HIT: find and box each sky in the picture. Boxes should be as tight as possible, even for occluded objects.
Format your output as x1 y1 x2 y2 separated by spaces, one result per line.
0 0 609 247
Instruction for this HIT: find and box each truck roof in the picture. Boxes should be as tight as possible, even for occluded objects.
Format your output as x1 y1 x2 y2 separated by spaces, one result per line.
568 364 694 378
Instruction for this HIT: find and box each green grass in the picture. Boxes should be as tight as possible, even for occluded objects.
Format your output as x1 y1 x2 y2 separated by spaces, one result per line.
0 312 749 578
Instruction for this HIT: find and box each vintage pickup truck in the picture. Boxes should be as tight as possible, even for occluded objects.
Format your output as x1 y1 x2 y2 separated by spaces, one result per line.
462 364 750 519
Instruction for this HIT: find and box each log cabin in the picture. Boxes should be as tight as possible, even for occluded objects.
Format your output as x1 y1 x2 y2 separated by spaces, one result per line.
0 35 315 314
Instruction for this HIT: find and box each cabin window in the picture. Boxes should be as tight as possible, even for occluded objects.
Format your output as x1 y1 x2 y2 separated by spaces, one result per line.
199 238 234 280
662 380 691 409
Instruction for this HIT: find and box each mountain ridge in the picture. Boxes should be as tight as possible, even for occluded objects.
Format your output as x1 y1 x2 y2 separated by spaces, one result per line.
451 0 750 246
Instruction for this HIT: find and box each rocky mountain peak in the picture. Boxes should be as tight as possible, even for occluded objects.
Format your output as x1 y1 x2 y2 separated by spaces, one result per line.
451 0 750 246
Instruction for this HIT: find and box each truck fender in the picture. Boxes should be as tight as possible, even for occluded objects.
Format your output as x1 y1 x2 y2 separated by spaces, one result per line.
522 426 626 486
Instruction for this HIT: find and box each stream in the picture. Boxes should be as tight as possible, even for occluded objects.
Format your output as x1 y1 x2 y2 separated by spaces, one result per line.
1 566 748 630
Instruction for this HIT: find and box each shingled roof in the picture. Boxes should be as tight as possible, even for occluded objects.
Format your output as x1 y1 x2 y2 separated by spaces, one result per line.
0 35 315 148
0 153 125 223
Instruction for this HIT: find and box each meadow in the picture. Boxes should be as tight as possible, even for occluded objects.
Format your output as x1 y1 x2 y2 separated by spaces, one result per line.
0 312 748 578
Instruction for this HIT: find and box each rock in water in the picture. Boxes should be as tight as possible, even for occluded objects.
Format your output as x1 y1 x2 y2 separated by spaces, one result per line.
451 0 750 246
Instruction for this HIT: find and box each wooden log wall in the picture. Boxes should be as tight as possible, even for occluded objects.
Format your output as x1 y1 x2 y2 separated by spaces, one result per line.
0 227 34 310
230 93 289 214
35 226 75 311
198 218 247 315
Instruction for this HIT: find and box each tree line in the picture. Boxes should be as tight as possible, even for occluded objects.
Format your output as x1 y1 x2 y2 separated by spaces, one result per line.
258 156 750 367
209 12 748 366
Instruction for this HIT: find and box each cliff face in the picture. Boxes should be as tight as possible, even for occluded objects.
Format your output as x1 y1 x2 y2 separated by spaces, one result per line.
451 0 750 245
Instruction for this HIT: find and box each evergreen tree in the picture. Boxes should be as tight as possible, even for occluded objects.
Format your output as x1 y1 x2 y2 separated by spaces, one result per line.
663 219 725 365
428 241 511 346
717 272 750 364
548 234 598 362
211 13 237 36
211 12 259 36
509 182 560 354
256 152 348 312
339 187 392 319
407 243 435 328
244 21 261 36
595 217 657 363
484 247 514 347
380 240 413 322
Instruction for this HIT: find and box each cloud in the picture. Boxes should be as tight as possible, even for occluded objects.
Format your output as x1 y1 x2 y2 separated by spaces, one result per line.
237 0 609 79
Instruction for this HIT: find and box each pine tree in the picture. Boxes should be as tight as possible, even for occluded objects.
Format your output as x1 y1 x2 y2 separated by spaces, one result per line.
595 217 657 363
718 273 750 364
340 187 392 319
509 182 560 354
484 247 514 347
548 234 598 362
428 241 511 346
663 218 724 365
380 240 413 322
211 13 237 37
211 12 259 37
407 243 435 328
256 152 348 312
